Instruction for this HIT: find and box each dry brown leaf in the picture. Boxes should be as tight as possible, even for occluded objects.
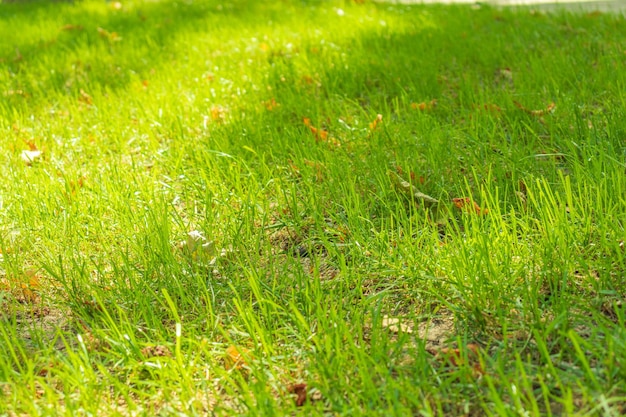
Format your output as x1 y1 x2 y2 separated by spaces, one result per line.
288 383 307 406
436 344 484 375
411 99 437 111
452 197 488 215
13 269 41 304
79 89 93 105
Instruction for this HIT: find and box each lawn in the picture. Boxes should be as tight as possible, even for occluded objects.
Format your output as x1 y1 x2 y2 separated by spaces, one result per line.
1 0 626 415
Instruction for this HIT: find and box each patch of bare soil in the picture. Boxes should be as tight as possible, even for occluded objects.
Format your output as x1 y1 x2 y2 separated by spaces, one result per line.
3 299 70 351
377 310 457 352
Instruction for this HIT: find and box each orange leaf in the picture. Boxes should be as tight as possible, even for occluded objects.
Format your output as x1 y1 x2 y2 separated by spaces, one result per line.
15 269 41 304
224 345 250 371
303 118 329 142
264 97 279 111
452 197 488 215
210 106 227 122
409 171 425 185
411 99 437 111
369 114 383 131
23 139 38 151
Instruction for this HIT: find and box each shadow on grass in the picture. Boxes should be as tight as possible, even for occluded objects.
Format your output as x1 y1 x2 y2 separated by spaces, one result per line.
0 0 298 96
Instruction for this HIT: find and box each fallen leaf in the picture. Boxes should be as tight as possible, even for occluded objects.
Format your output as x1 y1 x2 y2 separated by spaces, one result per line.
224 345 250 371
79 89 93 105
16 269 41 304
210 106 226 122
411 99 437 111
513 100 555 116
263 97 279 111
436 344 484 375
410 171 426 184
369 114 383 131
21 150 42 165
303 118 328 142
396 166 426 185
303 118 340 148
288 383 307 406
23 139 38 151
452 197 488 215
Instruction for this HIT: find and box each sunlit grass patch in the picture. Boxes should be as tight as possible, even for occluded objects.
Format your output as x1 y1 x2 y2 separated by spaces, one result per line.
1 0 626 415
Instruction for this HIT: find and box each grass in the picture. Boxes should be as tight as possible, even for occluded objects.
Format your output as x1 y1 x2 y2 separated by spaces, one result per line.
1 0 626 415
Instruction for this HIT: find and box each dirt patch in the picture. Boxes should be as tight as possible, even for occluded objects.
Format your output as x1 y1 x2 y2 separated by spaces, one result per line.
4 302 70 352
378 311 457 352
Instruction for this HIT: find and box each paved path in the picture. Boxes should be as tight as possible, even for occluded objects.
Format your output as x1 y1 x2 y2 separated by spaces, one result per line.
385 0 626 12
